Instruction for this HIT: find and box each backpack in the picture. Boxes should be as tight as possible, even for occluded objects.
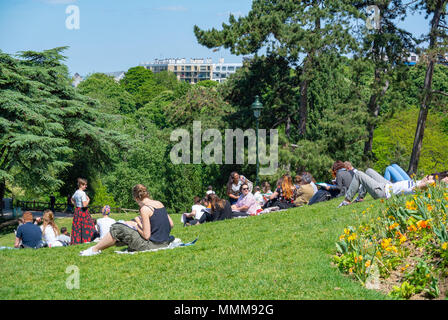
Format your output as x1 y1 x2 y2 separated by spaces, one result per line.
308 190 332 205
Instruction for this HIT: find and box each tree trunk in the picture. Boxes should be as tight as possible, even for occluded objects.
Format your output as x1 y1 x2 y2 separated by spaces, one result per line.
408 1 444 175
298 76 309 136
298 14 320 137
0 179 5 217
364 70 389 157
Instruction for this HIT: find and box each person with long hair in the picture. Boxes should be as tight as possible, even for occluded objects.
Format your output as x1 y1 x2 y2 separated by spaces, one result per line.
323 161 353 198
266 174 297 209
206 193 233 221
226 172 253 205
41 209 63 247
70 178 96 245
80 184 174 256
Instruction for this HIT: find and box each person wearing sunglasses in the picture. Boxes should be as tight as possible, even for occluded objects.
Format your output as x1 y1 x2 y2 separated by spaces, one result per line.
231 183 262 216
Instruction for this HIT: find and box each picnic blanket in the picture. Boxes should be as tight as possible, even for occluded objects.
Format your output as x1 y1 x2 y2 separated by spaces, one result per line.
114 237 198 255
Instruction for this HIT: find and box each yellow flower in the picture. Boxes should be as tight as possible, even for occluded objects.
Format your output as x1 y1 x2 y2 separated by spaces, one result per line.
365 260 371 268
389 222 399 230
399 233 407 244
376 251 382 257
417 220 430 230
407 224 417 232
344 228 350 235
428 193 432 199
339 234 346 241
427 204 434 211
406 200 417 210
381 238 392 249
442 243 448 250
349 268 353 274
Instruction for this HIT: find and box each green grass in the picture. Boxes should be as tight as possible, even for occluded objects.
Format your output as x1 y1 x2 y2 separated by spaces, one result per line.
0 199 389 300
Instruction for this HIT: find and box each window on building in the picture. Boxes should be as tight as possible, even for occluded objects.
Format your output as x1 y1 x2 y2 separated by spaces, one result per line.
228 66 235 71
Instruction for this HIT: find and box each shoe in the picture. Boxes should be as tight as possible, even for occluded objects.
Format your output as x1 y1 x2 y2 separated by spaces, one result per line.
354 197 364 203
338 200 351 208
79 247 101 256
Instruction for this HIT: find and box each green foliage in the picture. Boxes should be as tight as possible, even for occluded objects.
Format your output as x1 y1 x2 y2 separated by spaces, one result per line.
90 178 117 208
196 80 218 88
77 73 136 114
0 48 127 205
372 108 448 175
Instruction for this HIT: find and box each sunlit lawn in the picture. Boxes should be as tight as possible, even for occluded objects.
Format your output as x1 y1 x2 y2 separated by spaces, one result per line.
0 198 388 300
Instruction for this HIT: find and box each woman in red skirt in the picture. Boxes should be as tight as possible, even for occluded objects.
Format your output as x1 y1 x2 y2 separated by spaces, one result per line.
70 178 96 245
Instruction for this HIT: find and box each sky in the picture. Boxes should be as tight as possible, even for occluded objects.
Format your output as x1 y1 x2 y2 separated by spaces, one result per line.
0 0 429 76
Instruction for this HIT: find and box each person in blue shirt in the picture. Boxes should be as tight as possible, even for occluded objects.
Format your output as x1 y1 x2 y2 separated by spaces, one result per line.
14 211 43 249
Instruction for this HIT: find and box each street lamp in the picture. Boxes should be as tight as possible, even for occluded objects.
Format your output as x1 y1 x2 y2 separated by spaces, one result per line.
251 95 263 187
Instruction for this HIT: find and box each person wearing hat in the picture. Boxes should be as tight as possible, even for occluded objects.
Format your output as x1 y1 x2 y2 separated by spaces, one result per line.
96 205 116 240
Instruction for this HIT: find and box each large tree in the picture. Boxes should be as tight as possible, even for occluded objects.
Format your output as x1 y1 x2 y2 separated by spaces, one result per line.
0 47 126 214
355 0 416 159
408 0 448 174
194 0 360 137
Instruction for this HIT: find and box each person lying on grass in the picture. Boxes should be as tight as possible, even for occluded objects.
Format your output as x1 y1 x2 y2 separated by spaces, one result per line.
80 184 174 256
338 168 448 208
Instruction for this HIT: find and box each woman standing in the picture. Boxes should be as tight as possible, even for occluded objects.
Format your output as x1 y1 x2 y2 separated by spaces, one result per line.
80 184 174 256
70 178 96 245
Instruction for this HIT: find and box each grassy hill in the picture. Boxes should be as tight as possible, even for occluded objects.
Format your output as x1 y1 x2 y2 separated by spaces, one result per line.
0 198 388 300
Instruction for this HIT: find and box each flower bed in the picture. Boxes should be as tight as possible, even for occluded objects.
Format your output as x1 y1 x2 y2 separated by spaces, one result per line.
333 182 448 299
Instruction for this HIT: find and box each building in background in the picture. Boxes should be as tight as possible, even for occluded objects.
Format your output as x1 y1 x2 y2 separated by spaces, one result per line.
105 71 126 82
141 58 243 84
212 58 243 83
71 73 84 87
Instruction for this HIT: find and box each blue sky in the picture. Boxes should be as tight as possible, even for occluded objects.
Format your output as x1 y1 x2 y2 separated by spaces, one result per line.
0 0 429 76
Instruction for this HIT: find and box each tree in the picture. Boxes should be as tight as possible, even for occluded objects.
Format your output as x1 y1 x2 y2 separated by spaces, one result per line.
408 0 448 174
354 0 417 158
77 73 136 114
194 0 360 137
0 48 127 215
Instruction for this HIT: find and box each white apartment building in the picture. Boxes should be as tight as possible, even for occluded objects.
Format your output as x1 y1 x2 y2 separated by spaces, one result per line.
141 58 242 84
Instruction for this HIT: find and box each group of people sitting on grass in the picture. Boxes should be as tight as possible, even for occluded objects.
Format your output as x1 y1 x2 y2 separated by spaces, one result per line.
14 205 117 249
11 164 448 255
181 164 448 227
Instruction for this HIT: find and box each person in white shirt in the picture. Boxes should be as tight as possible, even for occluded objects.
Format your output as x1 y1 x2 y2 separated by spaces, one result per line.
253 186 265 206
70 178 96 245
57 227 71 245
206 185 215 195
96 205 116 239
182 196 207 226
41 210 63 247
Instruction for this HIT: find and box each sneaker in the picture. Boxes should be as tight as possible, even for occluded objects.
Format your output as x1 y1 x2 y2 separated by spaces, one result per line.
79 247 101 256
354 196 364 203
337 200 351 208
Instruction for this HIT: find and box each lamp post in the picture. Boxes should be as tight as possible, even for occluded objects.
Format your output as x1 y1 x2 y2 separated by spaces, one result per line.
251 95 263 187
